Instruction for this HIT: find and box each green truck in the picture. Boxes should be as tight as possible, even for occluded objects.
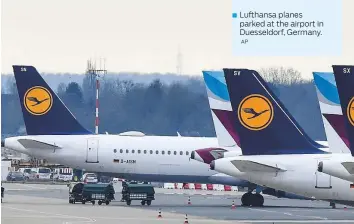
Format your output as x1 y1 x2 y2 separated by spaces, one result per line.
121 182 155 206
69 182 115 205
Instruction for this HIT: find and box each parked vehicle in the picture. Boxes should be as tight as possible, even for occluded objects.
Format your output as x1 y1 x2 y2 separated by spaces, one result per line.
69 182 115 205
6 171 25 181
121 181 155 206
32 167 51 180
53 168 73 182
18 168 33 180
82 173 98 184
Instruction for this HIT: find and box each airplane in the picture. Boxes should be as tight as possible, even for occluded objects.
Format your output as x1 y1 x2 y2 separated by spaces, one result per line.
2 65 250 187
191 71 328 165
2 65 316 206
203 68 354 208
314 65 354 182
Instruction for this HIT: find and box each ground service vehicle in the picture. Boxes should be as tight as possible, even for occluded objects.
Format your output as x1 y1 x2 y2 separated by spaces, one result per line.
69 182 115 205
121 182 155 206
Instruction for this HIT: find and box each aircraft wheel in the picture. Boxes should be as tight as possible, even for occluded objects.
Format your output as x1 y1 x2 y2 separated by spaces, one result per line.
105 201 110 205
98 201 102 205
251 193 264 207
141 200 146 205
241 192 252 206
147 200 151 206
126 200 131 206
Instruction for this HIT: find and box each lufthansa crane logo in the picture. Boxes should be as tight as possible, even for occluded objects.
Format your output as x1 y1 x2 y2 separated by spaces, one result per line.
238 94 274 131
348 97 354 126
24 86 53 116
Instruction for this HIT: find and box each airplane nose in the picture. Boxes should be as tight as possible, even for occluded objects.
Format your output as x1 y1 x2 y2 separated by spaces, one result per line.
318 161 323 172
210 160 215 170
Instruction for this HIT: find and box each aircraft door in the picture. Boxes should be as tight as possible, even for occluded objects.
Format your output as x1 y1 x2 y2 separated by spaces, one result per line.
315 160 332 189
86 138 99 163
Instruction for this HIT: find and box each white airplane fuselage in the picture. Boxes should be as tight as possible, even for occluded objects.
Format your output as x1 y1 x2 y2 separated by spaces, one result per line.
4 134 250 186
319 156 354 183
212 154 354 206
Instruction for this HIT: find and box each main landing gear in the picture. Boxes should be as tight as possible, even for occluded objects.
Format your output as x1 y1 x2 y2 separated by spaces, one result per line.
330 202 336 209
241 192 264 207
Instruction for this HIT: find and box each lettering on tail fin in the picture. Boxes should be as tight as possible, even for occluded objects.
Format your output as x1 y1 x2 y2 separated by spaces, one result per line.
348 97 354 126
238 94 273 131
24 86 53 115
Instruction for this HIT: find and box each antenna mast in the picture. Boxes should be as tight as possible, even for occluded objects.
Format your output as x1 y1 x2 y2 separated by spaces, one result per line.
86 58 107 134
176 45 183 75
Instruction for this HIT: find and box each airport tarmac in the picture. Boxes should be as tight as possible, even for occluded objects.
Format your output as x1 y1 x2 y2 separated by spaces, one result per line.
2 183 354 223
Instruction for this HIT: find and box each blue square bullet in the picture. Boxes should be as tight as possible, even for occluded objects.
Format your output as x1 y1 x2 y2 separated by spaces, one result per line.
232 13 237 18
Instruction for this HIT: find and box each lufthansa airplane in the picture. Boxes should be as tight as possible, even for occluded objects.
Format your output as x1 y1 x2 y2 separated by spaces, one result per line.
314 66 354 183
203 68 354 208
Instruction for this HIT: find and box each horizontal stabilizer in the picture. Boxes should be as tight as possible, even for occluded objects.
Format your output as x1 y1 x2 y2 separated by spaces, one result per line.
17 139 61 150
230 160 287 173
341 162 354 174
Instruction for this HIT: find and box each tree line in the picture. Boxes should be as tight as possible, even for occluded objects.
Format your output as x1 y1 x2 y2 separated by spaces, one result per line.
1 67 327 141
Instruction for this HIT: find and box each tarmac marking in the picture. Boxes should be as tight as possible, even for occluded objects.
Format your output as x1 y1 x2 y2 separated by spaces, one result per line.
14 183 48 190
248 208 327 220
2 206 97 223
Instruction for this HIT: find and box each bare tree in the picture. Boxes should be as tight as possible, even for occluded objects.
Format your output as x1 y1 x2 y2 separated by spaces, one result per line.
259 67 303 85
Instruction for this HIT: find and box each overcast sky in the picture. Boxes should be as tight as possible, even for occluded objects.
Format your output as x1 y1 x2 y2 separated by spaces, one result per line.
1 0 353 78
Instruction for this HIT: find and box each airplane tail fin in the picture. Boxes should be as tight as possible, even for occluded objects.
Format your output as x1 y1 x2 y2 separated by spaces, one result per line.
218 68 326 155
332 65 354 156
12 65 91 135
202 71 239 147
312 72 349 153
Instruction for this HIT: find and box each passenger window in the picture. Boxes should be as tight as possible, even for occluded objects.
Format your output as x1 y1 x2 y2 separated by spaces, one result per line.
132 149 135 153
113 149 117 153
156 150 159 154
168 151 171 155
126 149 129 153
144 150 147 154
138 150 141 154
186 151 189 156
174 151 177 155
180 151 183 155
120 149 123 153
150 150 153 154
162 151 165 155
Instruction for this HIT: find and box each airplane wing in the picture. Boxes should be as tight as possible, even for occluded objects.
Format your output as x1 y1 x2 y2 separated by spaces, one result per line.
17 139 61 150
341 162 354 174
230 160 287 173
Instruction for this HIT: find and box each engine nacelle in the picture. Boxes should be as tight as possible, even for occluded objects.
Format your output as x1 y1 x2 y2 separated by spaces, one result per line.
318 160 354 183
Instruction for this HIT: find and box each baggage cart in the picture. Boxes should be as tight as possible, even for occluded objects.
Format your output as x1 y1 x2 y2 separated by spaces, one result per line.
121 182 155 206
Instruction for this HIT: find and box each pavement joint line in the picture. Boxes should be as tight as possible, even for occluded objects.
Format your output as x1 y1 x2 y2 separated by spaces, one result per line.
3 206 97 223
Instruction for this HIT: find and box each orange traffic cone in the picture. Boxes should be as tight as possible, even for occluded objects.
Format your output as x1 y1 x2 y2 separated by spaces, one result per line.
157 208 162 218
184 214 189 224
231 200 236 209
187 196 191 205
